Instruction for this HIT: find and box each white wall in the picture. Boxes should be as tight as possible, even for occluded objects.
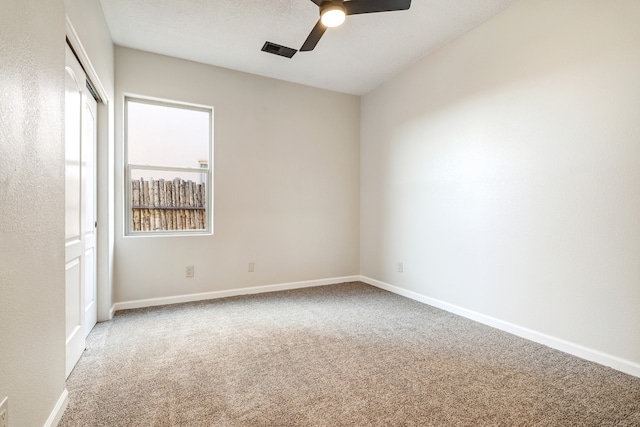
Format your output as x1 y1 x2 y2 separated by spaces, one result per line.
0 1 67 426
114 47 360 303
361 0 640 372
65 0 116 321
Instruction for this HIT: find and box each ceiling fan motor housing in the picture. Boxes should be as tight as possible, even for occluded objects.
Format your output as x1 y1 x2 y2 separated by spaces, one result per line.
320 0 346 15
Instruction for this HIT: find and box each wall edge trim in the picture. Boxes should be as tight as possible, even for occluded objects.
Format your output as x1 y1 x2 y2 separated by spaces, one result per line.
360 276 640 379
65 15 109 103
112 275 361 313
44 388 68 427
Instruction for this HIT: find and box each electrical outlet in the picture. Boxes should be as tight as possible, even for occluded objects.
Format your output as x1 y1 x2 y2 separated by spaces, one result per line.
185 266 194 278
0 397 8 427
248 262 255 273
397 262 404 273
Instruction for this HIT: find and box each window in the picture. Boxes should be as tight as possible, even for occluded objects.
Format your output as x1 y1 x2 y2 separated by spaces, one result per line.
125 97 212 235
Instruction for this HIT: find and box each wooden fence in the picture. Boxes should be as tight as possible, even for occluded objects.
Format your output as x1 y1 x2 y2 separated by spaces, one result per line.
131 178 206 232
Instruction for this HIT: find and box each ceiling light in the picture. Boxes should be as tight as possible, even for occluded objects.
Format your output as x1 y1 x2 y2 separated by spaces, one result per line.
321 4 346 28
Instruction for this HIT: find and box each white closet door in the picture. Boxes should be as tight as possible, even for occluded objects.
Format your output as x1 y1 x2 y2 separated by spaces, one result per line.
65 43 97 378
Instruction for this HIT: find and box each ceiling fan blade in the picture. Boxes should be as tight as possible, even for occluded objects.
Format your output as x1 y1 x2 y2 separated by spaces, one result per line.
309 0 323 5
300 20 327 52
344 0 411 15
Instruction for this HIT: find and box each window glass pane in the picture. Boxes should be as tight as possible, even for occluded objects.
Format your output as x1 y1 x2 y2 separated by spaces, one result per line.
129 168 207 233
127 101 209 169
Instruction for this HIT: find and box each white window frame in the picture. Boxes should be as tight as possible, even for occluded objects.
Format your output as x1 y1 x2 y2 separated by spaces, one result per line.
124 96 213 236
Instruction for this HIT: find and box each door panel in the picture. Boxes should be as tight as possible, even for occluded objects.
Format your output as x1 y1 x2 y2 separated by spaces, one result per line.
65 64 82 242
65 258 82 340
84 245 97 336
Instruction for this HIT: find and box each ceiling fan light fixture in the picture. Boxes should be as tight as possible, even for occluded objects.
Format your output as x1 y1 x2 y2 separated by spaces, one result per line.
321 4 346 28
300 0 411 52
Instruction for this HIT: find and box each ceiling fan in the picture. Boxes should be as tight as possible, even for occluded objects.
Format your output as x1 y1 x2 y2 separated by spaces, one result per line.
262 0 412 58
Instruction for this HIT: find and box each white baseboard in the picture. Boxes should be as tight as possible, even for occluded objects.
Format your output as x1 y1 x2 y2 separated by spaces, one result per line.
113 275 361 312
44 388 68 427
360 276 640 379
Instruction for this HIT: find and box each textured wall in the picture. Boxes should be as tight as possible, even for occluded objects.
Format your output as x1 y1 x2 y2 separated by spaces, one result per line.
114 47 360 303
361 0 640 368
0 1 67 426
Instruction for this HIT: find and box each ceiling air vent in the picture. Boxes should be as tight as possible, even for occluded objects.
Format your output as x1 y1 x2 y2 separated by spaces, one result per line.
261 41 297 59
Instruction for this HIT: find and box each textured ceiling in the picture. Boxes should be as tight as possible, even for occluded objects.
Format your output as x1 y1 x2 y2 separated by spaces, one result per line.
99 0 520 95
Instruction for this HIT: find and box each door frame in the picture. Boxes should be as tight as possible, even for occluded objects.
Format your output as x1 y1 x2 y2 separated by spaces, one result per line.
66 17 114 323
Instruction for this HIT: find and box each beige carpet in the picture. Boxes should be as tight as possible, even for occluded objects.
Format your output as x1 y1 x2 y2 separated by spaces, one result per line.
60 282 640 426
